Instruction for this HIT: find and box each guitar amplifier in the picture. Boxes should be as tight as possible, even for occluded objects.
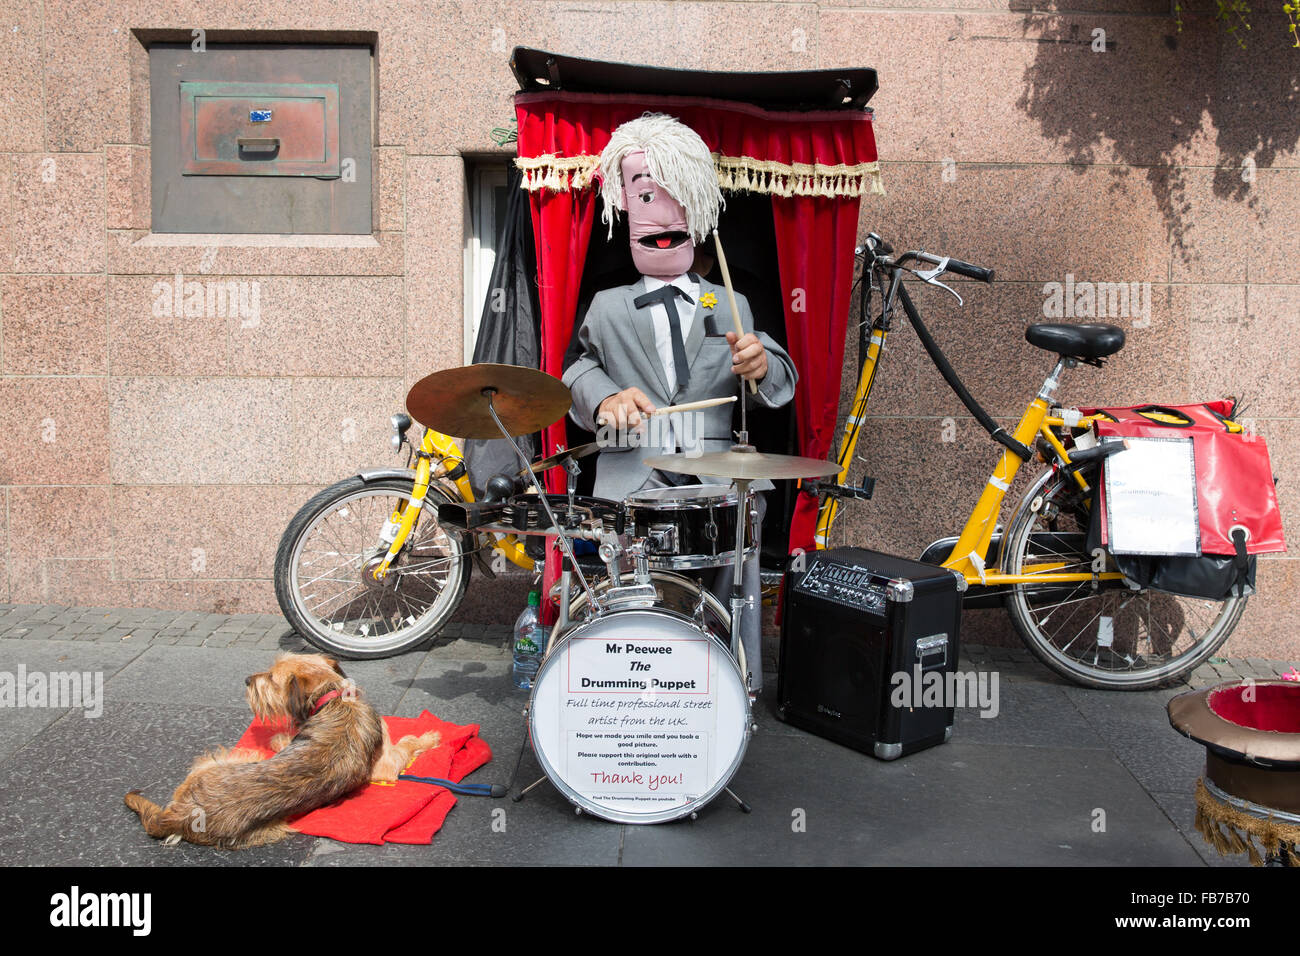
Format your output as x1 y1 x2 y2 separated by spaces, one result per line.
777 548 966 760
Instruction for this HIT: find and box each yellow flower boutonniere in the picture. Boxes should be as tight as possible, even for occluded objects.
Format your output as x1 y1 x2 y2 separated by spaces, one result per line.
699 292 718 309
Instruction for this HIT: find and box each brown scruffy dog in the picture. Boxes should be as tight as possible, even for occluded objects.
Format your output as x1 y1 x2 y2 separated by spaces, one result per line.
124 653 440 849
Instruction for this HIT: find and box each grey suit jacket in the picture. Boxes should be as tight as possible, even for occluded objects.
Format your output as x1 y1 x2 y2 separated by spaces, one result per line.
562 274 798 501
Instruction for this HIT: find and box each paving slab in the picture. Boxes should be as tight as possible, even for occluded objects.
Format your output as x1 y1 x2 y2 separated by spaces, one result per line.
1147 789 1237 869
102 645 287 709
0 702 318 867
0 640 148 762
620 735 1205 867
1063 686 1213 794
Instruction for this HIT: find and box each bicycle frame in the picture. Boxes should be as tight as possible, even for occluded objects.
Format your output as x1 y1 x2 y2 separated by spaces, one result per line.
369 427 533 582
814 248 1125 591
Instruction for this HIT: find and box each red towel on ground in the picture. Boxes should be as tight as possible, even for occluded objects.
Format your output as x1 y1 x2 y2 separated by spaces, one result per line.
232 710 492 845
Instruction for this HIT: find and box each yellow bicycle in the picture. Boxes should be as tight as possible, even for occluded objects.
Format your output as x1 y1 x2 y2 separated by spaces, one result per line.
274 416 534 658
809 234 1246 690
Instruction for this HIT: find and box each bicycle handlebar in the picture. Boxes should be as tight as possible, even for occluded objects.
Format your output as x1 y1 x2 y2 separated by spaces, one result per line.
861 235 994 284
944 257 995 283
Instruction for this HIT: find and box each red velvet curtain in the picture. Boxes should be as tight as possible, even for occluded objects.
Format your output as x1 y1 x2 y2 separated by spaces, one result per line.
772 195 862 551
527 186 599 497
514 91 880 595
526 187 599 622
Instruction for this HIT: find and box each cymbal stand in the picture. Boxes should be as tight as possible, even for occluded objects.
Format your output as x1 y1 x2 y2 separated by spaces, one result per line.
483 388 600 612
554 457 584 634
729 369 757 686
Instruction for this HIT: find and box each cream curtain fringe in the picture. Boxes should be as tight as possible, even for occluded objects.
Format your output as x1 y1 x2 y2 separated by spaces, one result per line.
516 152 885 198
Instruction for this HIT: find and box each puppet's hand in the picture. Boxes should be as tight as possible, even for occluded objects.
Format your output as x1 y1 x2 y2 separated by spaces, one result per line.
597 387 656 429
726 332 768 382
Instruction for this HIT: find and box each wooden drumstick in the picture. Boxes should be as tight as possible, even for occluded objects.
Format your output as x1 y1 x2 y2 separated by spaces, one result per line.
647 395 738 416
712 229 758 395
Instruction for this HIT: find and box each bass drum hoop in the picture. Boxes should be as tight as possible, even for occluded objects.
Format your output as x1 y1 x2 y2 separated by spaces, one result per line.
559 570 742 680
527 607 752 825
563 570 730 632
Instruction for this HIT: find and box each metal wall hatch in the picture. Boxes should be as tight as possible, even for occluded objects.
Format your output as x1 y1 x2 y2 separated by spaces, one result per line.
150 43 372 234
179 81 341 178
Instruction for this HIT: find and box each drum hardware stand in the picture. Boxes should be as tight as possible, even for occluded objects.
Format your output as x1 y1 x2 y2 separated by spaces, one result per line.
556 552 572 633
553 456 585 633
721 386 758 813
599 540 658 608
483 387 600 611
728 475 754 671
597 530 626 587
511 772 550 804
723 788 752 814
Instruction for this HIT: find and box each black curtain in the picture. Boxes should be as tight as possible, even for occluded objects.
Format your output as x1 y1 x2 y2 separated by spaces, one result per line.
462 164 542 497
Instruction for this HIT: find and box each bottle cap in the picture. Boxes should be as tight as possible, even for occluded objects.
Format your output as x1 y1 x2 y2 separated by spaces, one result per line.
527 590 540 606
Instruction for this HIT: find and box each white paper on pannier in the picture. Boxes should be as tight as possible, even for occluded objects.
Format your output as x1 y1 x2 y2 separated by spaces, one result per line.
1103 436 1200 556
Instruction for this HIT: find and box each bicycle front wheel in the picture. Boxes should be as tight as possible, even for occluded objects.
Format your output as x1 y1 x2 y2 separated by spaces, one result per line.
1002 469 1246 690
274 477 471 659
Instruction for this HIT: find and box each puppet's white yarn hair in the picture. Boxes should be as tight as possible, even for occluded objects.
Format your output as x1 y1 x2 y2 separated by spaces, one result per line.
599 113 724 243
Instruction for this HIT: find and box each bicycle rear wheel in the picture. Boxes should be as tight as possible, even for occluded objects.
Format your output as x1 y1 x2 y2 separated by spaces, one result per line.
1002 469 1246 690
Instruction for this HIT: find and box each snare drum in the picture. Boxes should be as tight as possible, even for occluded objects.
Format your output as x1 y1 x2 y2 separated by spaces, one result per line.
623 484 755 570
527 607 752 824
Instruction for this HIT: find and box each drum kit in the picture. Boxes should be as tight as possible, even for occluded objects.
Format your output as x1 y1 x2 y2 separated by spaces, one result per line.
406 362 839 824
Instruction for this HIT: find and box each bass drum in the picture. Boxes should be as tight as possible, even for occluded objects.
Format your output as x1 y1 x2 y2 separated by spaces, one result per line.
527 607 752 824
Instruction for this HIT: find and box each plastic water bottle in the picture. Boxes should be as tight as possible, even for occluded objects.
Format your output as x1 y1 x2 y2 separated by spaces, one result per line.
512 590 546 689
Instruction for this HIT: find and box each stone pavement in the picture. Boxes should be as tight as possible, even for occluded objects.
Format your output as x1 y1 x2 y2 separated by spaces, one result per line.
0 603 1294 867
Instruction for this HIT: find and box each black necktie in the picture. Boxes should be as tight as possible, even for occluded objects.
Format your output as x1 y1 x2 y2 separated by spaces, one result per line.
633 284 695 391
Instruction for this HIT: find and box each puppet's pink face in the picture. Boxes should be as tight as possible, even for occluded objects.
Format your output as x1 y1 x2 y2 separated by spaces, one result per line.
621 150 694 280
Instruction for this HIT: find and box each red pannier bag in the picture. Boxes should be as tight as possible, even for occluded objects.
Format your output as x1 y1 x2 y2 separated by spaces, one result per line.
1078 401 1285 558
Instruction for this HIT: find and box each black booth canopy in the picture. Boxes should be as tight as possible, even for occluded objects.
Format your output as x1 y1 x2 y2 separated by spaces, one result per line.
509 46 878 111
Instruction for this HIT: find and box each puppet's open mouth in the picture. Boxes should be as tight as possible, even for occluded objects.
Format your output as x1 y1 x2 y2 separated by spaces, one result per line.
638 231 690 250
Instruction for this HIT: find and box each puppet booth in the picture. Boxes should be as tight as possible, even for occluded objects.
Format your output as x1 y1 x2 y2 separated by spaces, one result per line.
469 48 883 585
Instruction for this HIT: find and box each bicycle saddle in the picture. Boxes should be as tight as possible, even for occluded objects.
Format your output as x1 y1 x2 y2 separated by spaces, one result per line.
1025 323 1125 362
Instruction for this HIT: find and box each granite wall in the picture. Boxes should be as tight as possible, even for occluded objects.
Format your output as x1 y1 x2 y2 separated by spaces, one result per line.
1 1 1296 659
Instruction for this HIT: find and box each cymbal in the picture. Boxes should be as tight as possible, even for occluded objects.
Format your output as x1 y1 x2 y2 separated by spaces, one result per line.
406 364 571 439
517 441 601 478
642 447 842 481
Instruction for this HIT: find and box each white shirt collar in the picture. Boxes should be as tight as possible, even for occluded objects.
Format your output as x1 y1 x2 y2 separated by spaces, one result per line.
643 273 698 298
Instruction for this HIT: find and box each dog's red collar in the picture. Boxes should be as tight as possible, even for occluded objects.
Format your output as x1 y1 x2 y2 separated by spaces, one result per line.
309 689 345 716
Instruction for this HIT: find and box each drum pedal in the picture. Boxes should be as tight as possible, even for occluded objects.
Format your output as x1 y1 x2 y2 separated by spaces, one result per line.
473 546 498 579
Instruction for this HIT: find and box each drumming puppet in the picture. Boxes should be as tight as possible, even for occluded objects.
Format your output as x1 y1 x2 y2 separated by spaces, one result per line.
562 113 798 694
